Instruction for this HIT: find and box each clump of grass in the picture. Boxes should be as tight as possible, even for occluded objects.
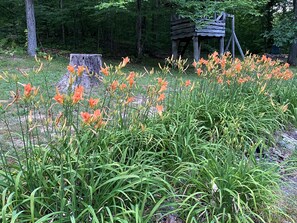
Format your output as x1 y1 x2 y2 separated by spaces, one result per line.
0 52 296 222
172 145 282 223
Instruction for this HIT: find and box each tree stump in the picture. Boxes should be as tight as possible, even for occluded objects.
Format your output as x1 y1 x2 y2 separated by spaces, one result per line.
57 54 103 92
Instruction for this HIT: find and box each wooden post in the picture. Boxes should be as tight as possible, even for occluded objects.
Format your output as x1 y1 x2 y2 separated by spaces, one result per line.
198 40 202 59
193 36 200 61
231 15 235 60
172 40 178 59
234 33 245 59
219 37 224 56
225 35 232 52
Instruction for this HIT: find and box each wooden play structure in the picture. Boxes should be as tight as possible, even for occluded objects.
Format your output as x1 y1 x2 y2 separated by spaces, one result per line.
171 12 244 61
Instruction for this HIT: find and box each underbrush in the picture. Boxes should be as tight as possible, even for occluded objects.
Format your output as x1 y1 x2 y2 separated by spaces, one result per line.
0 53 296 222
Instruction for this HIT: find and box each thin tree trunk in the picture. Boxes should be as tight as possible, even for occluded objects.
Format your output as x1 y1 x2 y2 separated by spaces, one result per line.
288 0 297 65
97 27 100 52
136 0 143 60
60 0 65 44
25 0 37 56
151 0 160 50
288 43 297 66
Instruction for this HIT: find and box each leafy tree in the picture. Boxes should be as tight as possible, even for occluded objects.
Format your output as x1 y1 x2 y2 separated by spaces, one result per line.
1 0 289 57
288 0 297 65
0 0 25 51
268 12 297 48
167 0 268 19
268 0 297 65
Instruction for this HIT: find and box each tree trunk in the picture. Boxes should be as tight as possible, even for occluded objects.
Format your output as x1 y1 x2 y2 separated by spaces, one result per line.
288 0 297 66
136 0 143 61
25 0 37 56
60 0 65 44
57 54 103 92
288 43 297 66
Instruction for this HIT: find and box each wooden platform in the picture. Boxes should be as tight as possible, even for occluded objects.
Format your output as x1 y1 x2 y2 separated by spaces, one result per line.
171 13 244 61
171 14 226 40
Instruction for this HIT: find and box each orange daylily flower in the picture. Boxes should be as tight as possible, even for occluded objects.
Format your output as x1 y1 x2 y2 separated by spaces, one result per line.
214 57 220 64
185 80 191 87
72 86 84 104
220 59 226 69
128 78 135 87
217 77 223 84
261 55 268 63
93 109 102 121
284 63 290 69
192 60 198 68
24 83 33 97
54 94 64 104
283 70 294 80
122 57 130 67
157 78 168 93
127 72 136 87
81 112 92 124
89 98 99 108
212 51 219 59
76 85 84 93
159 83 168 93
199 58 208 65
196 68 203 76
157 77 164 84
237 77 250 84
235 63 242 72
110 80 119 91
237 78 245 84
93 109 105 128
157 93 165 102
125 97 135 104
67 65 75 73
120 83 127 90
100 67 109 76
94 120 105 129
156 104 164 116
54 88 64 104
77 66 85 76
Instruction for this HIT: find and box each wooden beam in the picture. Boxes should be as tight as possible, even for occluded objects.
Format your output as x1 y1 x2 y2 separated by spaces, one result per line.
171 33 195 40
225 35 232 52
193 36 200 61
234 33 245 59
231 16 235 60
171 27 196 36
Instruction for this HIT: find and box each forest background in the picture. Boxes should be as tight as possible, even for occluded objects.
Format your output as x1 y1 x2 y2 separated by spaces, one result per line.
1 0 297 64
